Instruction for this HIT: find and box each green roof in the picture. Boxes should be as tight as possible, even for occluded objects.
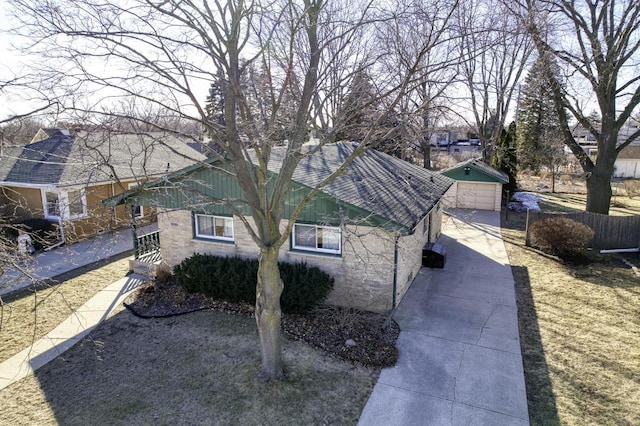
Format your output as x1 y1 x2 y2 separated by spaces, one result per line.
440 158 509 184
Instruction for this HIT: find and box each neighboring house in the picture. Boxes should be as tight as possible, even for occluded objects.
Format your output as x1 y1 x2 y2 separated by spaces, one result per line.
106 142 454 312
0 130 205 242
447 139 482 155
614 145 640 179
440 158 508 211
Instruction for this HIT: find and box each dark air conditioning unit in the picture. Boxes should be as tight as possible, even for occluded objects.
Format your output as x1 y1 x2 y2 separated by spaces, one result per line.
422 242 446 268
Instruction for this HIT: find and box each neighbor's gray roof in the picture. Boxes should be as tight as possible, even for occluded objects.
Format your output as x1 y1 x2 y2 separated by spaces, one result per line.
618 145 640 159
260 142 454 230
0 131 206 187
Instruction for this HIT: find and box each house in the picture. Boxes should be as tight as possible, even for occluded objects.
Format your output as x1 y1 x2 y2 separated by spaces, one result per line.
614 145 640 178
440 158 508 211
0 130 205 242
105 142 454 312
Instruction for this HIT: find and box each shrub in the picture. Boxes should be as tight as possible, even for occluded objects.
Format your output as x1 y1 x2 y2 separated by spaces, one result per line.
173 254 334 314
279 261 334 314
529 217 595 259
154 263 175 284
622 179 640 198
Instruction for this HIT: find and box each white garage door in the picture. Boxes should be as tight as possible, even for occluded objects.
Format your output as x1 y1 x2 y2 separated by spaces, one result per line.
457 182 498 210
614 160 639 178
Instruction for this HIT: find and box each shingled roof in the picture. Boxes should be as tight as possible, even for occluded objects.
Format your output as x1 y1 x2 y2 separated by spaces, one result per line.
0 131 206 187
107 142 454 233
267 142 454 231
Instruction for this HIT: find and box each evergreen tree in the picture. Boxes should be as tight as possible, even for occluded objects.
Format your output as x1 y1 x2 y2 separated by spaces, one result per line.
205 79 225 128
516 53 564 172
492 122 518 193
336 70 377 142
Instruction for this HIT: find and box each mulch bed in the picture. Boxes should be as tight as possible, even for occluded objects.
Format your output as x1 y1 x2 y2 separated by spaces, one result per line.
124 279 400 367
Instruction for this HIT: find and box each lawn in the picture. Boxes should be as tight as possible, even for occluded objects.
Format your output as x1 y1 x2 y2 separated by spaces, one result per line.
0 309 378 425
0 257 131 362
0 258 380 425
502 193 640 425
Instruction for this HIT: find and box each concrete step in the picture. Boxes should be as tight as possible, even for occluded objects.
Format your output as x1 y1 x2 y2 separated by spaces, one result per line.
129 259 162 277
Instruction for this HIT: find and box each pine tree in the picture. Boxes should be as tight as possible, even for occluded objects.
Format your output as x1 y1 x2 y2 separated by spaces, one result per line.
492 122 518 193
336 70 377 142
516 53 564 173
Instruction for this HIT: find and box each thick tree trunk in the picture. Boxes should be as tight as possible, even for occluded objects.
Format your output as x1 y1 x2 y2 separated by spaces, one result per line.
255 247 284 380
586 132 617 215
422 143 432 169
586 167 613 215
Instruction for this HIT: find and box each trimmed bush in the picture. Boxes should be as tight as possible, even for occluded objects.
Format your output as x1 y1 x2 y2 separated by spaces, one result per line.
279 261 335 314
173 254 334 314
529 217 595 259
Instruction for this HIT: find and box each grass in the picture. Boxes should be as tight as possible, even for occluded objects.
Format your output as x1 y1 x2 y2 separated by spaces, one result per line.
0 310 378 425
537 192 640 216
0 257 379 425
0 257 131 362
502 198 640 425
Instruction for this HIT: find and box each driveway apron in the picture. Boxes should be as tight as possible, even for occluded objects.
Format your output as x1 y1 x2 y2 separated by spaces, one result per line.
358 209 529 425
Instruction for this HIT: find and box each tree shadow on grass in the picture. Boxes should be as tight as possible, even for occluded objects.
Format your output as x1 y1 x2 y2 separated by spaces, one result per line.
0 309 378 425
512 265 561 426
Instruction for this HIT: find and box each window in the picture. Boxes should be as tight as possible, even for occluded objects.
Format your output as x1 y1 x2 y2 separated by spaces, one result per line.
292 224 341 255
194 214 234 241
67 190 85 217
44 190 87 220
128 183 144 219
131 205 144 219
45 192 61 217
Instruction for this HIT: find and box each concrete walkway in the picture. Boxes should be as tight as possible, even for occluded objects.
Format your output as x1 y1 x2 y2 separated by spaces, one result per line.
358 209 529 425
1 224 156 296
0 275 145 391
0 225 154 390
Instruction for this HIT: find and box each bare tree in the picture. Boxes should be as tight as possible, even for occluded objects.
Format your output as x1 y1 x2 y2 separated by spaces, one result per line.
377 0 461 167
455 0 534 163
509 0 640 214
7 0 434 380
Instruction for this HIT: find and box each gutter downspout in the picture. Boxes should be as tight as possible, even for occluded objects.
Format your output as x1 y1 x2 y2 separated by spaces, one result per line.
44 217 66 251
382 234 400 329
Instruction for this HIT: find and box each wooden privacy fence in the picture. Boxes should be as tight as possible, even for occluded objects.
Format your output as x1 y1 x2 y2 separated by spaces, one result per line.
525 211 640 249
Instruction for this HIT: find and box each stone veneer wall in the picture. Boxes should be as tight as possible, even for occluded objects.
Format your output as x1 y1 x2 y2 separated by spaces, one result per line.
157 209 413 312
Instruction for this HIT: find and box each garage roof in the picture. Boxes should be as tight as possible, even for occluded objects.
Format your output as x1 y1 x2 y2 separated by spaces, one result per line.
440 158 509 184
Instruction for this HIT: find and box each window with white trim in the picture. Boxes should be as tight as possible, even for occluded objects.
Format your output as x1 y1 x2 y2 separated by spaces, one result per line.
44 189 88 220
292 224 341 254
128 183 144 219
194 214 234 241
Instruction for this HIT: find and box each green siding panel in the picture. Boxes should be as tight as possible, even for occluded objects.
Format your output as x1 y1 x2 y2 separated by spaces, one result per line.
125 165 406 232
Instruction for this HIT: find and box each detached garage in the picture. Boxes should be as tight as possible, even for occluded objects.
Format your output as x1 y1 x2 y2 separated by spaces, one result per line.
614 146 640 178
440 159 509 211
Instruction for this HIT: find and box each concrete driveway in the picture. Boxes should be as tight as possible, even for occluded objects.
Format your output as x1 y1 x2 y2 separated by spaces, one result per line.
358 209 529 425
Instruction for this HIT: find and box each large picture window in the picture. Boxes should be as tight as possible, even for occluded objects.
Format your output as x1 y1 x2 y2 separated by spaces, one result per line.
44 189 87 220
292 224 341 255
194 214 234 241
